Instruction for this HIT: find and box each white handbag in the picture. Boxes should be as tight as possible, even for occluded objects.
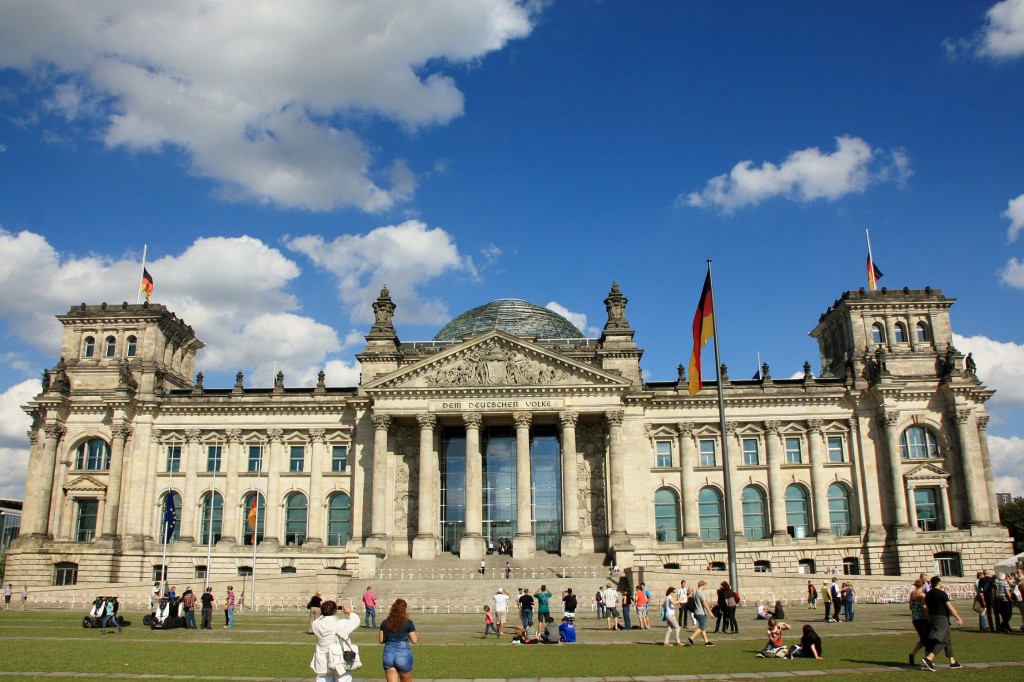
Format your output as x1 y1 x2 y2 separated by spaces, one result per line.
340 637 362 671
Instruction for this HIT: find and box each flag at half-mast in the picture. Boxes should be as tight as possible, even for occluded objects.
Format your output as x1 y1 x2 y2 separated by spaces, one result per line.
140 268 154 302
162 493 177 543
246 494 258 529
688 270 715 396
866 255 883 291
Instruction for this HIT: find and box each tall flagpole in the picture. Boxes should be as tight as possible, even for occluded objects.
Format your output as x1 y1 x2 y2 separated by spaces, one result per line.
159 440 174 596
706 260 739 592
865 229 877 291
203 438 219 592
137 244 148 304
250 438 264 611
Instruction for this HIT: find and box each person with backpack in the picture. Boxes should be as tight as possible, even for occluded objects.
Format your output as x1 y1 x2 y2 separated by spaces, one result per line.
807 581 818 609
182 587 197 629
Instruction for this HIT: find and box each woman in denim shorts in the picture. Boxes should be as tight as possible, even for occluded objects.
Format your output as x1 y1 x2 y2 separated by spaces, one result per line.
380 598 419 682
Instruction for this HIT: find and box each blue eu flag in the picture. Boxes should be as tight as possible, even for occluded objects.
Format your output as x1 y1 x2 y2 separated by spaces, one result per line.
163 494 177 543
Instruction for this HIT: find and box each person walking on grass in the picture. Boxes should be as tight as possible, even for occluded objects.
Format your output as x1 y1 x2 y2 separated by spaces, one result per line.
101 597 121 634
908 577 930 666
482 605 499 638
921 576 963 672
380 598 418 682
662 586 681 646
493 588 510 635
685 580 715 647
20 586 29 611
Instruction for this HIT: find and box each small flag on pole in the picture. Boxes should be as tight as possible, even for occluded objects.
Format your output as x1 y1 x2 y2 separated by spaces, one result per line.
866 255 883 291
140 268 154 302
162 493 177 543
247 495 258 529
688 270 715 396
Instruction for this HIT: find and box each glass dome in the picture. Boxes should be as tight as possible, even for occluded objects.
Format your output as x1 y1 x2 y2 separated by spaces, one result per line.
434 298 585 341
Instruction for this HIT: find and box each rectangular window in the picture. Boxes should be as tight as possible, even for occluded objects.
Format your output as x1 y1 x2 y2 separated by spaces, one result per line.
165 445 181 473
194 565 207 580
655 441 672 468
699 439 716 467
827 436 845 463
914 488 942 531
248 445 263 473
54 563 78 586
785 437 803 464
289 445 305 472
152 564 167 582
331 445 348 473
742 438 760 466
76 499 99 542
206 445 222 473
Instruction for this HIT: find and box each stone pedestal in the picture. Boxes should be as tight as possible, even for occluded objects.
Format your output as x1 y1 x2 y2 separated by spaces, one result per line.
460 534 486 560
560 532 582 557
412 534 439 560
357 547 385 579
513 533 536 559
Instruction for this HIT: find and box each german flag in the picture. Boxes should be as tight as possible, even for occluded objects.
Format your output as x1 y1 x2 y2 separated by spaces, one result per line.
866 255 883 291
246 494 258 530
688 271 715 396
140 268 154 302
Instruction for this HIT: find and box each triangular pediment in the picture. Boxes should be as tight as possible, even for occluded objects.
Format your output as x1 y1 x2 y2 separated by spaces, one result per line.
63 475 107 498
905 463 949 481
364 331 629 393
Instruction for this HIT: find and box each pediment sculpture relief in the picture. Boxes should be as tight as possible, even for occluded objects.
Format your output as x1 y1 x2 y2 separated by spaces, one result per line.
423 340 569 387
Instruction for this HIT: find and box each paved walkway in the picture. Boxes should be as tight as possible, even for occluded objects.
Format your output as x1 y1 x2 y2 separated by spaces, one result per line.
2 662 1024 680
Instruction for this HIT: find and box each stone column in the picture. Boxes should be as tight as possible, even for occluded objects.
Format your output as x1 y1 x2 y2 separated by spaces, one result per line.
939 481 953 530
263 430 283 545
807 420 832 537
513 411 536 558
724 421 744 542
907 483 918 531
367 414 392 552
764 420 789 541
606 410 629 547
21 423 63 537
461 412 486 559
101 423 131 539
412 414 439 560
977 416 1000 524
953 408 987 527
182 429 202 543
678 422 700 543
306 428 326 547
139 429 163 541
879 409 910 529
559 411 582 556
220 429 242 545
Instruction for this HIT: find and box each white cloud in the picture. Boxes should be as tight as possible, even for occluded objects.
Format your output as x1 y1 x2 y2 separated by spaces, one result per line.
990 435 1024 497
545 302 599 337
0 379 38 499
1000 257 1024 288
0 1 536 211
1004 192 1024 242
953 333 1024 407
682 136 911 213
0 229 341 385
286 220 475 326
980 0 1024 59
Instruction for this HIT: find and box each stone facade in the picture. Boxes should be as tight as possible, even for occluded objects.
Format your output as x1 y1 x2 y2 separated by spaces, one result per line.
5 285 1011 587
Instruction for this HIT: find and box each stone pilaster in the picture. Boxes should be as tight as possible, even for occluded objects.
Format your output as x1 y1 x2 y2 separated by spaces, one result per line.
220 429 242 545
879 409 910 529
101 423 131 539
953 408 987 527
559 411 581 556
977 416 999 525
412 414 439 560
305 428 326 547
678 422 700 544
606 410 629 547
764 420 789 542
513 411 535 558
21 423 63 538
263 430 283 545
807 420 832 538
181 429 202 543
461 412 485 560
367 415 392 552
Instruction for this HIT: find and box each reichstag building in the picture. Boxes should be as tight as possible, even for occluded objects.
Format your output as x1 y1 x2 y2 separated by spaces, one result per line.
6 283 1010 587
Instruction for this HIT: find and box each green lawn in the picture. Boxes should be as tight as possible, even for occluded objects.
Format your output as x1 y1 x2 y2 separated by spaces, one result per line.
1 602 1023 681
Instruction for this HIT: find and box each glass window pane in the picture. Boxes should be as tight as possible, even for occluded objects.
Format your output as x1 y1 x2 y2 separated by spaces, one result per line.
242 492 265 545
742 486 767 540
699 440 716 467
785 485 810 537
785 437 802 464
289 445 304 472
332 445 348 472
328 493 352 546
76 499 98 541
827 436 844 463
655 441 672 467
285 493 307 546
654 488 680 542
698 488 723 541
200 492 223 545
827 483 851 536
248 446 263 473
742 438 759 466
206 445 222 473
126 335 137 357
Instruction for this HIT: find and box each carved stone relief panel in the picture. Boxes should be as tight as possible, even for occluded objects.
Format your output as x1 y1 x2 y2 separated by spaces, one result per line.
393 425 418 537
422 339 570 387
577 422 607 536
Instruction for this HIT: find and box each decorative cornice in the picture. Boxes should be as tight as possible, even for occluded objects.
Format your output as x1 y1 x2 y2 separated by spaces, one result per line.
44 423 66 440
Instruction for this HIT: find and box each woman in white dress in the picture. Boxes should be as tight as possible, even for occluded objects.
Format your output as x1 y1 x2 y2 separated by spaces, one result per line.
311 600 361 682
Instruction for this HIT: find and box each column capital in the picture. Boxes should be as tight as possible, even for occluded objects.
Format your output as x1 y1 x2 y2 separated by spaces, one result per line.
605 410 624 427
150 428 162 444
416 413 437 430
463 412 483 429
807 418 824 433
184 428 202 443
977 414 990 430
371 414 393 431
267 428 284 443
725 420 737 437
309 427 326 443
225 428 243 443
44 423 66 440
952 407 973 424
559 410 579 428
676 421 693 436
879 409 900 427
513 411 532 429
111 423 133 441
764 419 780 434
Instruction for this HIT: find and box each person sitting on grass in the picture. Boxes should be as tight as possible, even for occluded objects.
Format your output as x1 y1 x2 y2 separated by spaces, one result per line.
786 624 823 660
756 617 790 657
540 616 560 643
558 616 577 643
512 619 539 644
754 602 769 620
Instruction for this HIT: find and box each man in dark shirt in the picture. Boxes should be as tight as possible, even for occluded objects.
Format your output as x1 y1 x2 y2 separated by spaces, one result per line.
519 588 535 629
199 587 215 630
562 588 578 619
977 570 996 632
921 576 963 671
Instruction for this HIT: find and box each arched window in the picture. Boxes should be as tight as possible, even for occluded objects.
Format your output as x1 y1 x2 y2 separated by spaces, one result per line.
871 322 886 344
916 321 930 342
827 483 853 536
785 485 811 538
241 491 265 545
126 335 137 357
654 488 680 543
159 490 182 542
104 335 117 357
54 561 78 586
200 492 223 545
899 426 940 459
83 336 95 358
285 492 308 546
327 493 352 547
741 486 768 540
894 322 908 343
698 487 724 541
75 438 110 470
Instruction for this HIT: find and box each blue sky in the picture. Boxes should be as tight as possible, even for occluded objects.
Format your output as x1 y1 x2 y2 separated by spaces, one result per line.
1 1 1023 499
